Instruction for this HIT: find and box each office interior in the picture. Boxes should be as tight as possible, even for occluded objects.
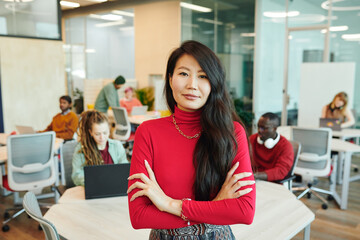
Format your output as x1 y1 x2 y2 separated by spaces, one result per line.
0 0 359 239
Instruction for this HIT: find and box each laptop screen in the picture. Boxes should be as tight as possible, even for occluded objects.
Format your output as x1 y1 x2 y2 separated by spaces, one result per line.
84 163 130 199
131 106 148 116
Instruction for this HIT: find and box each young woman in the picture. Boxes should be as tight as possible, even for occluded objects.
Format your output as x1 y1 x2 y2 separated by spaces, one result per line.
127 41 255 239
120 87 143 114
321 92 355 128
72 110 127 186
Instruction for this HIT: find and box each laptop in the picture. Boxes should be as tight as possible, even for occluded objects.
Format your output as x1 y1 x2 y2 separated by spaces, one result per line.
130 106 148 116
16 125 36 134
84 163 130 200
319 118 341 131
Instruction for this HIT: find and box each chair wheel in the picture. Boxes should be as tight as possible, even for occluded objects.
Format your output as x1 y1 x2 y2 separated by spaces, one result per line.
321 203 328 209
307 192 312 199
2 225 10 232
354 168 359 173
38 224 42 231
3 212 10 219
327 195 334 201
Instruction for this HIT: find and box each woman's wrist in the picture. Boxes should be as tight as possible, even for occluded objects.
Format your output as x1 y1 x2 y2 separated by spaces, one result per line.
167 199 182 217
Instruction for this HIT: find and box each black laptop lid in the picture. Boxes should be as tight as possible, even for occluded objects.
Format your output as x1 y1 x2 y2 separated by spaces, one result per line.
84 163 130 200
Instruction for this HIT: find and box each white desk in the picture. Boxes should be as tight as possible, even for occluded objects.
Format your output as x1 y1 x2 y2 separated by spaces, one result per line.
330 138 360 210
332 128 360 143
44 181 314 240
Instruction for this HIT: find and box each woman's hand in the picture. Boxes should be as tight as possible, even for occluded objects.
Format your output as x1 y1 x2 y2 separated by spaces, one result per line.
127 160 181 216
213 162 255 201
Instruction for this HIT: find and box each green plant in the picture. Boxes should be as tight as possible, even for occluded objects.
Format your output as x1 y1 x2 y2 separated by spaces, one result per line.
73 88 84 114
234 98 254 133
135 87 154 110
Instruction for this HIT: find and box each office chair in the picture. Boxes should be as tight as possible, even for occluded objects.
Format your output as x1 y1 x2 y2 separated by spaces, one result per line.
112 107 135 159
56 140 77 195
292 127 334 209
1 132 58 232
23 191 66 240
274 140 301 191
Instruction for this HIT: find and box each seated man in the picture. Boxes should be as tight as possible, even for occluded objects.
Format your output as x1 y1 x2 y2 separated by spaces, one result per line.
250 112 293 181
40 95 78 140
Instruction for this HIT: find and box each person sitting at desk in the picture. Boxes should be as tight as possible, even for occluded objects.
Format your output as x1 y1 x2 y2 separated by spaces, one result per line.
321 91 355 128
250 112 293 181
120 87 143 115
94 75 126 113
39 95 78 140
72 110 127 186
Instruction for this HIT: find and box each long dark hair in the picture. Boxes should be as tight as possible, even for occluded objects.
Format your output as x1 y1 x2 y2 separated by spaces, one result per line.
164 40 246 201
78 110 109 166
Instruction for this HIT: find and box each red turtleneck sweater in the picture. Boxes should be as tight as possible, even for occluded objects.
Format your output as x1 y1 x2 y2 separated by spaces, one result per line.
128 106 255 229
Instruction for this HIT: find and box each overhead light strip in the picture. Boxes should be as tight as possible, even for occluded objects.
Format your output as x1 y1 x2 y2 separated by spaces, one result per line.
60 1 80 8
180 2 212 13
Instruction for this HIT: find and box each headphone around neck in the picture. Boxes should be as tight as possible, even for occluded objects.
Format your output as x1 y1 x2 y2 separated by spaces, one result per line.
257 132 280 149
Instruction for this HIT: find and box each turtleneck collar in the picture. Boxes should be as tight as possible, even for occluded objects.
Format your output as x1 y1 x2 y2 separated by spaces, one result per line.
173 105 202 124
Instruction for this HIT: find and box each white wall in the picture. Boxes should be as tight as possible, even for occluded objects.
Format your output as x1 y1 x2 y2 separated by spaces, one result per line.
298 62 355 127
0 37 66 132
134 1 181 89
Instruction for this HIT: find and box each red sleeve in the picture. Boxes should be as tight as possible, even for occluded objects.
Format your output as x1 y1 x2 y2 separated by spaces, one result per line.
182 122 255 225
128 122 255 229
128 124 187 229
264 139 294 181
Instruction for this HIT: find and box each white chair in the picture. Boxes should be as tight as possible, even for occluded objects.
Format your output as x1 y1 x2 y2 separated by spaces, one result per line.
112 107 134 160
56 140 77 195
2 132 58 232
112 107 131 141
274 140 301 191
292 127 334 209
23 191 65 240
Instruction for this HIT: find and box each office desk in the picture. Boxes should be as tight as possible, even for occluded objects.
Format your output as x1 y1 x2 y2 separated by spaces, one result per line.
332 128 360 142
44 181 314 240
330 139 360 209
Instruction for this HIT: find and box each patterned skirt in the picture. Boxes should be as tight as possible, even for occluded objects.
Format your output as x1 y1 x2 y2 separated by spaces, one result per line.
149 223 235 240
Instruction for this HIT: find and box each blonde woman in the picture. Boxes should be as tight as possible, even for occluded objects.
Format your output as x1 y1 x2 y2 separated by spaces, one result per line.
321 92 355 128
72 110 127 186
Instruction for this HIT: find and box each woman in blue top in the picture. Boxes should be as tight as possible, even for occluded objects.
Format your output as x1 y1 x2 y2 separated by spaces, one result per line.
72 110 127 186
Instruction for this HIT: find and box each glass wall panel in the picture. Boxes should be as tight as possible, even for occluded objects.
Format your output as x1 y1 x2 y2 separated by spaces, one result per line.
287 0 329 28
181 0 255 130
328 0 360 127
64 8 135 100
0 0 60 39
254 0 286 122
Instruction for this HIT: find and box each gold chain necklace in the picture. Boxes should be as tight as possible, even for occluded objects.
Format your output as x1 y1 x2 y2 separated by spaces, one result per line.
172 114 201 139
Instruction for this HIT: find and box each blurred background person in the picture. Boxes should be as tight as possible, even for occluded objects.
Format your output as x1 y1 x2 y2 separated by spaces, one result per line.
321 91 355 128
120 87 143 115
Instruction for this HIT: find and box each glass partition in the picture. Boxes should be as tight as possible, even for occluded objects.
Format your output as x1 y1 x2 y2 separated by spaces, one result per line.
181 0 255 130
0 0 60 39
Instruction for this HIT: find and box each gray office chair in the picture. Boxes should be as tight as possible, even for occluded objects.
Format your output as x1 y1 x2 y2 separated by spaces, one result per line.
112 107 134 160
56 140 77 195
274 140 301 191
2 132 57 232
292 127 334 209
23 191 66 240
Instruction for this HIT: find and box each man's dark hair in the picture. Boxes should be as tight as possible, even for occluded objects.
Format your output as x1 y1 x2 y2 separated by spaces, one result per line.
60 95 72 104
261 112 280 128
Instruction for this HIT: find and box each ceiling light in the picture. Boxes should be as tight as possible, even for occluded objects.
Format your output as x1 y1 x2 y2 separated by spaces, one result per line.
341 33 360 41
119 26 134 31
87 0 107 2
112 10 134 17
197 18 223 25
90 14 123 21
85 49 96 53
95 20 125 27
263 11 300 18
321 25 349 33
60 1 80 8
321 0 360 11
180 2 212 13
240 33 255 37
100 14 123 21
